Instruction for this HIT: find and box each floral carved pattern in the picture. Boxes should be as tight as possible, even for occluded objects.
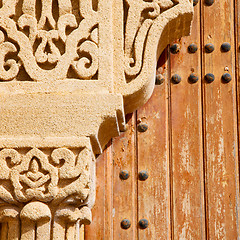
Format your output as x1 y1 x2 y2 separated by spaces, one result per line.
0 0 98 81
0 147 93 239
0 147 91 204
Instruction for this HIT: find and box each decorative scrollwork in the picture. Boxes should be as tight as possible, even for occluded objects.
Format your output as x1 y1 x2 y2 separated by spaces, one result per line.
0 146 93 239
0 0 99 81
71 40 99 79
124 0 178 78
0 147 91 204
0 30 20 81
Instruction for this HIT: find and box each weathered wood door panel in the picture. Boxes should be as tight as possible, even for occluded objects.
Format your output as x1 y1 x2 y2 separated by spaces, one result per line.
137 50 170 240
169 1 205 238
85 0 240 239
202 0 240 239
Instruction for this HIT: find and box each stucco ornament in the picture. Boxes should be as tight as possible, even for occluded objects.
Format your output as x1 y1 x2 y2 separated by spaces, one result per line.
0 0 193 239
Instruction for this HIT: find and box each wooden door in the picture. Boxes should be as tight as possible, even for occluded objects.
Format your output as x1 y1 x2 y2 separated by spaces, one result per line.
85 0 240 239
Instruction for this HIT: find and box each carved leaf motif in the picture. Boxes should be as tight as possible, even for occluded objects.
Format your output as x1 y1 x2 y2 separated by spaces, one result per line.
0 146 93 238
0 148 91 204
10 148 58 202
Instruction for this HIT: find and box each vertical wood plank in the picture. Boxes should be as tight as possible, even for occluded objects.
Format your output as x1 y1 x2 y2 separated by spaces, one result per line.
169 1 205 239
137 50 171 240
202 0 240 238
112 113 137 240
236 1 240 237
84 153 105 239
84 146 113 239
105 144 113 240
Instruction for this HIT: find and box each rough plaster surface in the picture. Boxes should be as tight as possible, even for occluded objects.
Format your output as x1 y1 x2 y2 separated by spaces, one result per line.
0 0 193 239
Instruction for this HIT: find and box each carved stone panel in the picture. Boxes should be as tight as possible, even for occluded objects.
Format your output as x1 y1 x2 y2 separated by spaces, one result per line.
0 0 193 239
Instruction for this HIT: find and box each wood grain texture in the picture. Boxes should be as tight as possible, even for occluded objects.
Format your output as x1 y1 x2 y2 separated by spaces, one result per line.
84 146 113 239
169 2 205 239
236 0 240 234
85 2 240 239
202 0 240 238
112 113 138 240
137 50 171 240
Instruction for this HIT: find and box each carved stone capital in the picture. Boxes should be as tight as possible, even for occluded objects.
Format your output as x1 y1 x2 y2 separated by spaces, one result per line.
0 0 193 239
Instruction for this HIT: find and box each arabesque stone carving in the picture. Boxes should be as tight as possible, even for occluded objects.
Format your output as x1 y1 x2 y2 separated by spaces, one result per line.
0 0 193 239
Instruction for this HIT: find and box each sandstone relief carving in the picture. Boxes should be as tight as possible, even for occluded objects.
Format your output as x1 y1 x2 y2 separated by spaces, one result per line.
0 0 193 239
